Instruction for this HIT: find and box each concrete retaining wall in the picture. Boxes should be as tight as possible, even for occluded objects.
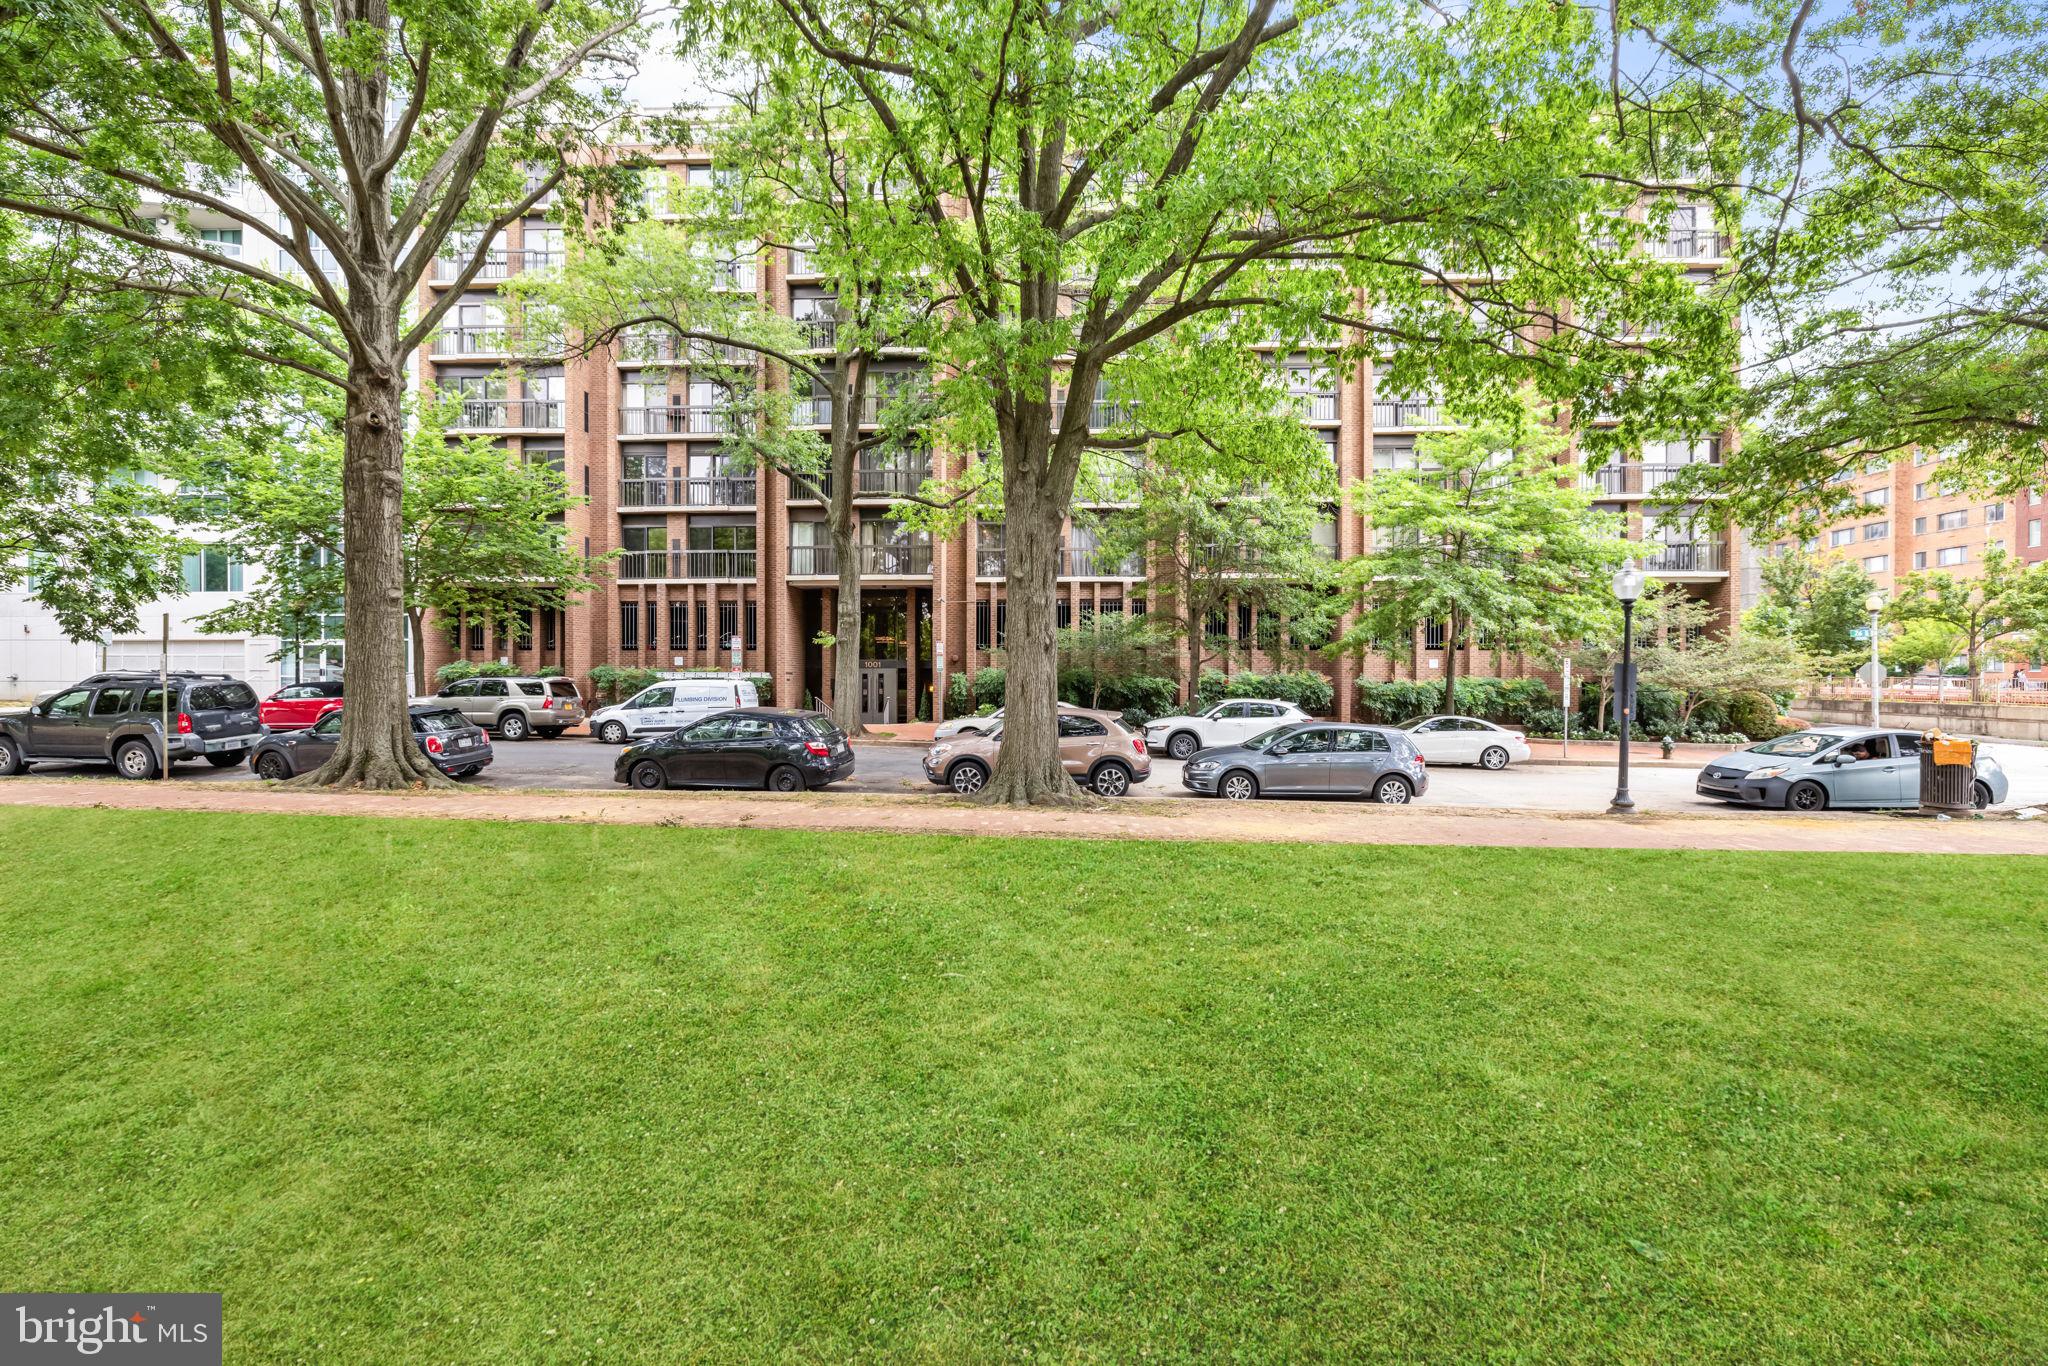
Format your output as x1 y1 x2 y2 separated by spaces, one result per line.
1795 697 2048 743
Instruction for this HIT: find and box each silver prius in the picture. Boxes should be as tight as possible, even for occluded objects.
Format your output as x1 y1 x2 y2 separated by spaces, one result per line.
1181 721 1428 803
1695 725 2008 811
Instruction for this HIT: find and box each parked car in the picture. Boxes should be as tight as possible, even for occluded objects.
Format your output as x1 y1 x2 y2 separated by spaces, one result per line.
1142 699 1312 760
614 708 854 791
0 671 265 780
933 700 1124 742
1397 715 1532 769
250 705 493 780
1695 725 2007 811
259 680 345 730
923 712 1151 796
1182 721 1427 803
427 675 585 740
589 676 760 744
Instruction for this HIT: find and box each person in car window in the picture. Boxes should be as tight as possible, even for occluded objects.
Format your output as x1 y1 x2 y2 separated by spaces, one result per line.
1844 739 1875 762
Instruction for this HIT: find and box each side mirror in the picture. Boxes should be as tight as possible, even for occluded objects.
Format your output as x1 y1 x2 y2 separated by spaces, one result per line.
436 687 452 697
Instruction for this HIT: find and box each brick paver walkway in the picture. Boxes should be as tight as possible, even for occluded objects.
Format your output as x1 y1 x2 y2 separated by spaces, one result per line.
2 777 2040 855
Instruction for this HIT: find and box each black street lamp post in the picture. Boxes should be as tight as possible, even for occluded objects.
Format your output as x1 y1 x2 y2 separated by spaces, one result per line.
1609 559 1645 814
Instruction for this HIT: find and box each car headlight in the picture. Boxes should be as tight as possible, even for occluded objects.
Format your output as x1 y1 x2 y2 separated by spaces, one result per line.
1187 759 1219 773
1749 765 1788 779
929 745 950 759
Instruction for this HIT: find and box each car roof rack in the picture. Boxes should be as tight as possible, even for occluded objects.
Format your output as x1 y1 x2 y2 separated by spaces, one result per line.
76 670 236 685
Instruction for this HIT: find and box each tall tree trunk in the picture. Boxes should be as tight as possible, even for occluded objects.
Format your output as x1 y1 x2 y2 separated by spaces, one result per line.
1441 607 1461 716
828 355 865 736
983 441 1084 806
1967 631 1982 702
301 325 448 789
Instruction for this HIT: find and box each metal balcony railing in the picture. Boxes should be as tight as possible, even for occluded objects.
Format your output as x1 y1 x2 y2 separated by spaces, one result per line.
618 404 732 436
1583 462 1719 496
1373 399 1444 427
791 388 926 427
1050 399 1137 430
794 317 838 349
783 458 930 502
432 325 561 357
976 548 1006 577
431 248 557 283
1293 392 1340 422
617 549 758 580
787 544 932 576
453 398 562 430
1060 547 1143 578
1649 231 1733 261
1640 539 1725 573
617 476 757 508
787 246 823 276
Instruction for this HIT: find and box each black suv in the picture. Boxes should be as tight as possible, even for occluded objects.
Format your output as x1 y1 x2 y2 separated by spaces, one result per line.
0 671 266 780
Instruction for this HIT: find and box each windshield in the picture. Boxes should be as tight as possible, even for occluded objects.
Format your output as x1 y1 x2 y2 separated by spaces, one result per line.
803 716 846 743
1242 726 1292 752
1394 716 1431 730
981 722 1004 741
412 710 469 734
1745 732 1841 757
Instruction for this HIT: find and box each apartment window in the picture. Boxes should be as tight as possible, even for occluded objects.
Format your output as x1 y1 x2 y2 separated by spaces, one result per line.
1424 619 1448 650
718 602 738 650
1863 554 1889 573
1800 537 1819 553
995 601 1008 645
1988 539 2004 556
669 602 687 650
1913 516 1928 535
1913 551 1928 570
744 602 758 650
1936 546 1966 567
515 612 534 650
975 600 991 649
1056 599 1073 630
198 227 243 259
695 601 708 651
1829 528 1855 548
1236 602 1253 641
524 445 565 475
1914 482 1931 500
180 547 243 593
543 610 558 651
467 620 484 651
1864 521 1888 540
1862 488 1889 507
1936 509 1968 531
619 602 639 651
1372 440 1419 472
1913 450 1933 466
2031 519 2043 548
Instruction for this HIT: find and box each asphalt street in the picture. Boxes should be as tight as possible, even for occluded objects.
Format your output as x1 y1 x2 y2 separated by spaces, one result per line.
19 729 2048 814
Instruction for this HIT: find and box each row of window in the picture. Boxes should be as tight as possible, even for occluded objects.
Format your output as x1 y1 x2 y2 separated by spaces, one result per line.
617 600 760 653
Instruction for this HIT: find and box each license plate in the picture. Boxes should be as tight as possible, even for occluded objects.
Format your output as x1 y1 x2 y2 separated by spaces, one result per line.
208 736 253 752
456 736 475 749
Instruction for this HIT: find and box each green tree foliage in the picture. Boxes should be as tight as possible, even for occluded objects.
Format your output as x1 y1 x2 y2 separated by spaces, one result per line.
1340 398 1633 714
720 0 1739 803
1885 551 2048 700
1743 550 1877 667
1638 632 1809 730
1881 619 1968 677
0 0 651 786
194 396 596 695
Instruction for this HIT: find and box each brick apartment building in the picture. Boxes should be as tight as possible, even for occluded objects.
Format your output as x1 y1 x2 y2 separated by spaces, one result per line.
415 154 1741 724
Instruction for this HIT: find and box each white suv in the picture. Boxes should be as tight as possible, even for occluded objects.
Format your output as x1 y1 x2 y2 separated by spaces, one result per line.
1143 699 1309 760
590 677 761 743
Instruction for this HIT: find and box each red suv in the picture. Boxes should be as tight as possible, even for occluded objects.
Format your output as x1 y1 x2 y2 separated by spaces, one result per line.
259 681 344 730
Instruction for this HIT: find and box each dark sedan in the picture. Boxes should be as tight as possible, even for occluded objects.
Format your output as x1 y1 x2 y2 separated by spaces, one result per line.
613 707 855 792
249 705 493 780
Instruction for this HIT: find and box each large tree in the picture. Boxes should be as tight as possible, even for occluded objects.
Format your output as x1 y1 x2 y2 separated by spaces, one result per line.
191 394 597 696
0 0 652 785
1743 549 1876 665
731 0 1739 803
1885 551 2048 700
1338 399 1633 717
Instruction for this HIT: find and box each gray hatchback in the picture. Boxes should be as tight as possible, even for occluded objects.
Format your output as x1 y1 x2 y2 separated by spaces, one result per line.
1696 725 2009 811
1181 721 1428 803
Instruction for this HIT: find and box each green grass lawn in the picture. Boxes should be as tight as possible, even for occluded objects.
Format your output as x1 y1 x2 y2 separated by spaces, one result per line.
3 808 2045 1361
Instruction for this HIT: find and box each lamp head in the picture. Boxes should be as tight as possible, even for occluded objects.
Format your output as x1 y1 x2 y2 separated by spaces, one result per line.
1611 560 1645 604
1864 591 1885 614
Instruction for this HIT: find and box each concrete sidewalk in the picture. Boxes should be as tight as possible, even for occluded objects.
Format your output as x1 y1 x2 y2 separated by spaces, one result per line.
2 777 2040 855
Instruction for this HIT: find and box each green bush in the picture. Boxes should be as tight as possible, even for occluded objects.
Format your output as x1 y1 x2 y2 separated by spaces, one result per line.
1196 670 1335 715
1724 690 1779 741
536 665 564 678
1355 680 1443 723
433 659 521 685
588 664 661 704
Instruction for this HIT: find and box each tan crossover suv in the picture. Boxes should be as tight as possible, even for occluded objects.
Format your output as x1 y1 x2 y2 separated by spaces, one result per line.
427 676 586 740
923 710 1151 796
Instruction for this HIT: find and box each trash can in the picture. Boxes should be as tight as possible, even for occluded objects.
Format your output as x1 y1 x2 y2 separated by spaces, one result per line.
1918 732 1976 814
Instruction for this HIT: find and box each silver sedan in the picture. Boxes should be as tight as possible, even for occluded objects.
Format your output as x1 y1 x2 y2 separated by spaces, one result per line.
1181 722 1429 803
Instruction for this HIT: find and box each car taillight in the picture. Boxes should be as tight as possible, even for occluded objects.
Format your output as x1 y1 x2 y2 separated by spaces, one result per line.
1414 752 1426 764
176 712 192 734
1509 733 1525 742
1133 737 1145 756
425 735 444 755
541 695 553 708
804 740 831 757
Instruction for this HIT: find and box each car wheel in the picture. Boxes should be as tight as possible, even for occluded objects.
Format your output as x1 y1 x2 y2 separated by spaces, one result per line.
1090 762 1132 797
629 760 667 791
1479 745 1510 771
204 752 244 768
1973 781 1993 810
1220 771 1258 801
498 711 530 741
947 759 990 795
1167 731 1201 760
0 738 22 777
1786 780 1828 813
1373 774 1414 805
114 739 160 781
254 750 292 782
598 720 628 744
766 765 805 793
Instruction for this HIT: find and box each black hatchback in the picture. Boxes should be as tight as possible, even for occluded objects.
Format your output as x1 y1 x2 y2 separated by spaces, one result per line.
613 707 855 792
249 705 494 781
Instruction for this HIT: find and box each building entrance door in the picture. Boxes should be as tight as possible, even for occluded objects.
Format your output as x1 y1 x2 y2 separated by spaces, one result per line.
859 665 899 725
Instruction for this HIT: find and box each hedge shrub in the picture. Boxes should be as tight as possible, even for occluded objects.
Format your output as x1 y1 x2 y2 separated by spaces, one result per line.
1194 670 1335 715
1355 677 1559 724
587 664 662 703
433 659 520 685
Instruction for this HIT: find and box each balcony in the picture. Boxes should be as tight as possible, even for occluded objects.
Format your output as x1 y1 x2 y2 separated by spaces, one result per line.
1640 539 1725 574
1583 462 1719 497
787 543 933 576
431 325 559 358
617 549 758 581
617 476 756 509
791 386 928 428
453 398 562 430
614 332 755 368
1060 547 1143 579
1050 398 1137 430
1373 399 1445 427
976 548 1006 577
1649 231 1733 261
619 404 732 436
1290 392 1340 422
794 317 838 349
787 245 823 277
786 458 931 501
431 248 557 284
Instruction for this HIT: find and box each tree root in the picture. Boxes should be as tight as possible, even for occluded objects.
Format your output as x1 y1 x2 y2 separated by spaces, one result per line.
292 743 456 791
975 761 1097 809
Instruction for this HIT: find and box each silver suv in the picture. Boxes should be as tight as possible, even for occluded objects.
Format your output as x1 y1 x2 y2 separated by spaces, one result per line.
428 676 585 740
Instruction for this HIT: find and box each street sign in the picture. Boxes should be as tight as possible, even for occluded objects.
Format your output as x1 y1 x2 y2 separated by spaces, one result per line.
1850 625 1872 641
728 634 742 672
1855 660 1885 687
